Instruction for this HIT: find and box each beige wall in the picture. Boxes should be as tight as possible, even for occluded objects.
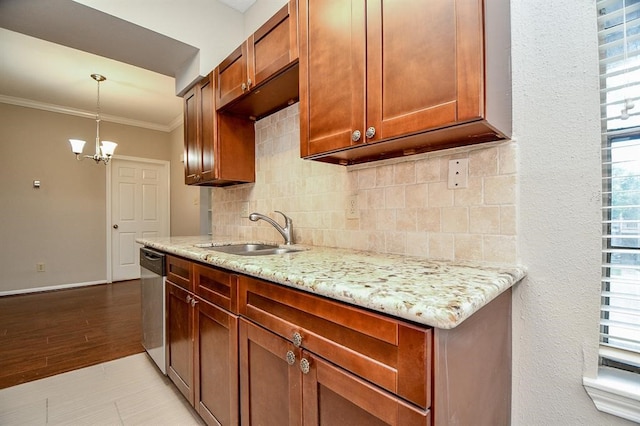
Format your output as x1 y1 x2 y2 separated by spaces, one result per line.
169 123 200 236
212 104 517 263
0 103 173 294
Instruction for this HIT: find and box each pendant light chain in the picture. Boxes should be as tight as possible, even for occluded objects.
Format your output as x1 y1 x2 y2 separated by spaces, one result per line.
95 75 101 150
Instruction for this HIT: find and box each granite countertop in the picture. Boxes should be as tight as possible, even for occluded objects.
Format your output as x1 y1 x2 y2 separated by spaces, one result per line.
137 236 526 329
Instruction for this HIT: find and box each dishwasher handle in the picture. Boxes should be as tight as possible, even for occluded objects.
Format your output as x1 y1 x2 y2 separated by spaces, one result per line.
142 251 162 261
140 247 166 277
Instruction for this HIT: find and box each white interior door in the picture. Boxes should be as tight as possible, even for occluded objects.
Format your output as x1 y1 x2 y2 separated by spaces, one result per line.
111 158 169 281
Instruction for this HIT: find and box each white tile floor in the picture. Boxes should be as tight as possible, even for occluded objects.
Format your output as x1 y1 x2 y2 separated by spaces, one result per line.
0 353 205 425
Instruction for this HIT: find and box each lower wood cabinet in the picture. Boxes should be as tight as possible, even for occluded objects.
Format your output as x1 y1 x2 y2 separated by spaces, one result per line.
166 280 239 426
163 254 512 426
238 275 432 410
239 318 429 426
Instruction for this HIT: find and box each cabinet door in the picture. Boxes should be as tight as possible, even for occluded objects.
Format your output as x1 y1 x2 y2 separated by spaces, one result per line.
183 84 201 185
299 0 366 158
166 282 194 404
302 353 430 426
239 319 302 426
366 0 483 142
194 298 239 426
216 44 249 110
183 73 217 185
248 0 298 88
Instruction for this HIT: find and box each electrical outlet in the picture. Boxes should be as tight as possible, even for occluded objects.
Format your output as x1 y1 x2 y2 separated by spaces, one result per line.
346 195 359 219
240 202 250 218
448 159 469 189
36 263 45 272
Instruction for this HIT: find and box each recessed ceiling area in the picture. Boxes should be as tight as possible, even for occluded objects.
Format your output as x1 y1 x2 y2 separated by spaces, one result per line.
0 0 261 131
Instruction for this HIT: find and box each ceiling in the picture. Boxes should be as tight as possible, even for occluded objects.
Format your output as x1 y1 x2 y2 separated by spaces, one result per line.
0 0 256 132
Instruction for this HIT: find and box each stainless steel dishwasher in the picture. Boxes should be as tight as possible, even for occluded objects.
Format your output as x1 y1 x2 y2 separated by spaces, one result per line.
140 247 166 374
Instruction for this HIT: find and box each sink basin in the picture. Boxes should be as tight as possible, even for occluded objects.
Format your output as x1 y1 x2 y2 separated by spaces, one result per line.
197 243 303 256
241 247 304 256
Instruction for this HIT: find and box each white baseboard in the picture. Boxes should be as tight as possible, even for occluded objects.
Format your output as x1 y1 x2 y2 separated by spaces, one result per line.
0 280 108 297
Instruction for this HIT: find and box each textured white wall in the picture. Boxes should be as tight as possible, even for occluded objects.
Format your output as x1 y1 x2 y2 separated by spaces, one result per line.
512 1 633 424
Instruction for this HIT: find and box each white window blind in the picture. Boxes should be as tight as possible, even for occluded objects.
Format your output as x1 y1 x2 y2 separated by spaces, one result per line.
597 0 640 369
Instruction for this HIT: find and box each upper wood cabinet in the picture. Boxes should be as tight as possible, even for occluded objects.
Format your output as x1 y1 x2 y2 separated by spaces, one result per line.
299 0 512 165
216 0 299 120
184 75 214 186
183 72 255 186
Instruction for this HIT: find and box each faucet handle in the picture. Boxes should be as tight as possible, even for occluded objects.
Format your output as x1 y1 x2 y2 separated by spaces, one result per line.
274 210 292 226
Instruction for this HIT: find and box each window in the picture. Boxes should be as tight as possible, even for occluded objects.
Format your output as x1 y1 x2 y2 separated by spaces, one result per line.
584 3 640 422
598 0 640 371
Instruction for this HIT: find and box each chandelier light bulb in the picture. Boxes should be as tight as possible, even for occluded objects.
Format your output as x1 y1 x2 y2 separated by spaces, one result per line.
69 139 86 154
100 141 118 157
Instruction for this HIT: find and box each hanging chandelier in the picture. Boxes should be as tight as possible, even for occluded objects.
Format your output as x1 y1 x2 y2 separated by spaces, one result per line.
69 74 117 164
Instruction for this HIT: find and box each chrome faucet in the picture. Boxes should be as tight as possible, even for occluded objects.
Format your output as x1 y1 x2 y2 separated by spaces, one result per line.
249 211 294 245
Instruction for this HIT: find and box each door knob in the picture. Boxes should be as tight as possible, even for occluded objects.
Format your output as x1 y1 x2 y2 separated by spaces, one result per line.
113 224 119 229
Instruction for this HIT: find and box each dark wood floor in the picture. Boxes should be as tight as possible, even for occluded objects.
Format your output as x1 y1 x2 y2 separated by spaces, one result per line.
0 280 144 389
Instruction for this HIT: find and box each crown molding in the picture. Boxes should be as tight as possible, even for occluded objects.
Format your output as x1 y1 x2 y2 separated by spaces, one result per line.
0 94 182 133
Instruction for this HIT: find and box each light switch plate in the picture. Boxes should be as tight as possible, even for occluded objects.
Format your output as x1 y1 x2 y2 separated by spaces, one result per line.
448 159 469 189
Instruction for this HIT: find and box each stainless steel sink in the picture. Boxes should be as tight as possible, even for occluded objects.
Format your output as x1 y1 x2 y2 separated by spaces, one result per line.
196 243 303 256
241 247 304 256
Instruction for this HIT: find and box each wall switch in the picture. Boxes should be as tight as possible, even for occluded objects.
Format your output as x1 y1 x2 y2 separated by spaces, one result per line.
240 202 250 218
448 159 469 189
36 263 45 272
346 195 359 219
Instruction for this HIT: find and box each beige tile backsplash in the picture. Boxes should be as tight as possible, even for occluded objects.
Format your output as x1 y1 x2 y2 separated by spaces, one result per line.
212 104 517 263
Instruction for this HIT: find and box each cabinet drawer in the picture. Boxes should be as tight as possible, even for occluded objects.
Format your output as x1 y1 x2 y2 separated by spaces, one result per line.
238 275 432 409
166 255 193 292
193 263 238 314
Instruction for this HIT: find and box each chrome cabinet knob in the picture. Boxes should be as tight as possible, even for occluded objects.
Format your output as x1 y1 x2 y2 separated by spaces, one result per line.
352 130 361 142
300 358 310 374
247 78 252 88
365 127 376 139
186 295 192 304
241 82 247 91
190 298 197 307
286 350 296 366
292 332 303 347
